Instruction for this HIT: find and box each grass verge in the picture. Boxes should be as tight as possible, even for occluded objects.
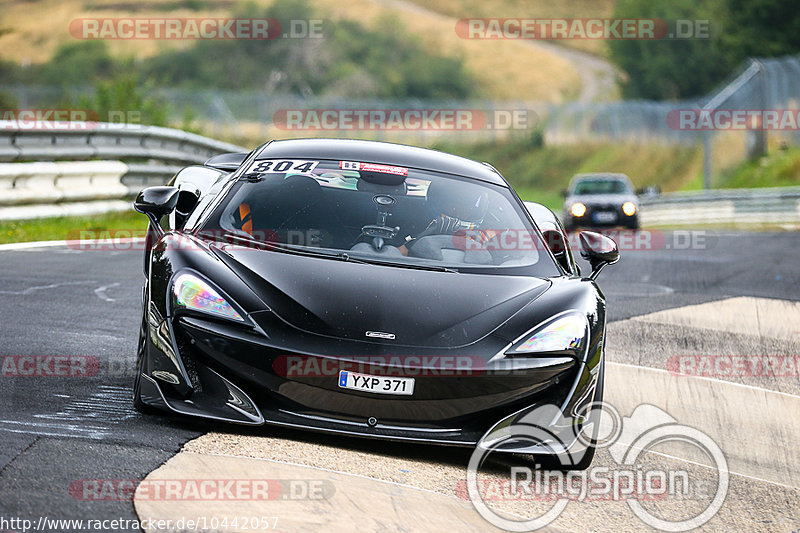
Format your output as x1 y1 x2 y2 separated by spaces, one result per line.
0 210 146 245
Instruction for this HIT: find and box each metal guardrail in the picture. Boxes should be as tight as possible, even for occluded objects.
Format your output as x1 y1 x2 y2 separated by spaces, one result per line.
638 187 800 226
0 122 247 220
0 121 246 166
639 186 800 204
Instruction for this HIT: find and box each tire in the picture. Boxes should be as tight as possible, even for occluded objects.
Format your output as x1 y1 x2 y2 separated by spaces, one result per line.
568 438 597 471
133 309 157 414
572 359 605 470
552 359 605 471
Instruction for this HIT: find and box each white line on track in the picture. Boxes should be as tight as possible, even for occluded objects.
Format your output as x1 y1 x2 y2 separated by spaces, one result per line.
0 280 97 295
0 238 145 252
0 240 71 251
94 282 120 302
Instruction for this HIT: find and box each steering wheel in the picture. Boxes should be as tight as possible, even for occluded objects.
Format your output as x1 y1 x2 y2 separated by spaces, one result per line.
361 195 400 249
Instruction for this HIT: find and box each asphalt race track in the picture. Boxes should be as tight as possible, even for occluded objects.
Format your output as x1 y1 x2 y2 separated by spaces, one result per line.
0 230 798 532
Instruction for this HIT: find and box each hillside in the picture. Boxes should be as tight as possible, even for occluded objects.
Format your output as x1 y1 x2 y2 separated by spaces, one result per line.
404 0 616 57
0 0 589 102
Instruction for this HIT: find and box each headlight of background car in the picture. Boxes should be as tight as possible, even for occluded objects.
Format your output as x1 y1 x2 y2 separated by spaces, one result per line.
622 202 637 216
172 273 244 321
506 313 588 356
570 203 586 217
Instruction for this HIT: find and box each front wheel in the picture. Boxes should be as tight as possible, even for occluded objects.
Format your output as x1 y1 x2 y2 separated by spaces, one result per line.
133 310 156 414
554 359 605 471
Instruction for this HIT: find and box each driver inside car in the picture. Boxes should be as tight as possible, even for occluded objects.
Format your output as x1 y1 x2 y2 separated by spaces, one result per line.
399 182 492 257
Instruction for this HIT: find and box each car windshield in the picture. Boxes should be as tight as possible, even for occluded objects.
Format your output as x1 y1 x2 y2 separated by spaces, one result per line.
199 158 559 276
572 178 631 195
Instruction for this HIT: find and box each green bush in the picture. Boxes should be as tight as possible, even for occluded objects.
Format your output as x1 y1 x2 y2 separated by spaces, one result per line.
76 75 170 126
137 0 475 98
610 0 800 100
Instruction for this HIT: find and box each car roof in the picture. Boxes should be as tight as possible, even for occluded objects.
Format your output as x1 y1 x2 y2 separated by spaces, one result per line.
254 138 507 186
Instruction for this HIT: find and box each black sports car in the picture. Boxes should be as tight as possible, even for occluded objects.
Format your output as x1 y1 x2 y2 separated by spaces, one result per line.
563 173 640 231
133 139 619 469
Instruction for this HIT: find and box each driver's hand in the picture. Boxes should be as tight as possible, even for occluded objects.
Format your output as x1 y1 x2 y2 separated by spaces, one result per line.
403 215 476 255
424 214 474 236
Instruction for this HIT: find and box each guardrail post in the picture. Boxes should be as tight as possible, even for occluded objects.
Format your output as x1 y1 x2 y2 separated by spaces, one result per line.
702 131 712 190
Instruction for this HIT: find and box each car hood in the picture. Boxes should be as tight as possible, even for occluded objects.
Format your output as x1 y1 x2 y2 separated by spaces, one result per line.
213 244 551 349
565 193 638 206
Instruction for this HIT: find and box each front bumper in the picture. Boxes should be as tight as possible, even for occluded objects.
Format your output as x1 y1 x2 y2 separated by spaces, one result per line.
139 308 604 453
565 204 638 229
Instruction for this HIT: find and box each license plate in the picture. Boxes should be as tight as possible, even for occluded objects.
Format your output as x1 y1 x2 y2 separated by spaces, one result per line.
338 371 415 396
593 211 617 223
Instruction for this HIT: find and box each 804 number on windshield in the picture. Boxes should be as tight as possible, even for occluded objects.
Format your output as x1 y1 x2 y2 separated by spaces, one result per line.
245 159 319 176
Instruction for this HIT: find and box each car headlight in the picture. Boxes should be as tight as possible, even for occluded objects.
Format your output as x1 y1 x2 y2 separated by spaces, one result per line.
622 202 637 216
172 273 244 321
570 203 586 217
507 314 588 355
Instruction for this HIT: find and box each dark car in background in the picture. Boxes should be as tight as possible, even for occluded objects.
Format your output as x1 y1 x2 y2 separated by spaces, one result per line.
562 173 639 231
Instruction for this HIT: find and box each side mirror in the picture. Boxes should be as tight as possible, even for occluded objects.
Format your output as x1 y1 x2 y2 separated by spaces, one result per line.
205 152 248 172
560 189 569 198
579 231 619 280
134 186 179 226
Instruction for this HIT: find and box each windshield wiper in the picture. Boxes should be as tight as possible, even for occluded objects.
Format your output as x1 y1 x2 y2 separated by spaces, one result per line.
282 247 457 272
205 231 457 272
348 256 459 273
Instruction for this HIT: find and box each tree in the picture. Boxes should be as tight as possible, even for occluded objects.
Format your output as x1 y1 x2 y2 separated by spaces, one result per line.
721 0 800 60
76 75 169 126
609 0 734 100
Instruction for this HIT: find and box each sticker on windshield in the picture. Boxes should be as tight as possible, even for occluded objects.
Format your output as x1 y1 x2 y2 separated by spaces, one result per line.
246 159 319 175
340 161 409 176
